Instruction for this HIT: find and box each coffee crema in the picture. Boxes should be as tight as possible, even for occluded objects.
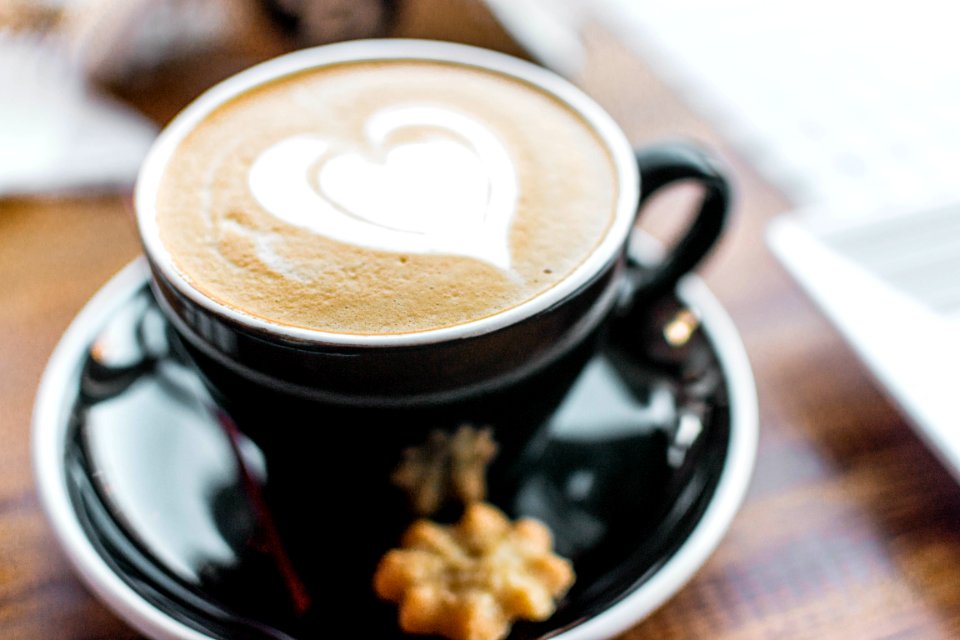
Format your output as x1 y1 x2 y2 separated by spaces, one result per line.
155 59 618 334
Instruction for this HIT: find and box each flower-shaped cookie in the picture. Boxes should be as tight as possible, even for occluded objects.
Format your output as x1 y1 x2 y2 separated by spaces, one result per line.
374 502 575 640
392 425 498 515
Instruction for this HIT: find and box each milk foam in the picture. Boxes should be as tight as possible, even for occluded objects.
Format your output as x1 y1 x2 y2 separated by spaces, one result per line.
154 60 618 334
248 105 518 270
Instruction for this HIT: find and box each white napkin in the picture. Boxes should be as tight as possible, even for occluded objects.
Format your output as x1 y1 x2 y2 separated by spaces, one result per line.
0 30 157 198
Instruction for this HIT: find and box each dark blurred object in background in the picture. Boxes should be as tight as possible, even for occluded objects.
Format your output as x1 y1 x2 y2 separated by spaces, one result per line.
96 0 529 123
260 0 397 45
0 0 528 112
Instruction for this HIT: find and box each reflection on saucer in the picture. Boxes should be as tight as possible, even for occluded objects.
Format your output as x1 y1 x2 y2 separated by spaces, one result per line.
34 259 757 640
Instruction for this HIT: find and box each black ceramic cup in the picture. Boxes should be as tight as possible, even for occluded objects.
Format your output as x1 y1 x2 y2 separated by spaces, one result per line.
134 40 731 618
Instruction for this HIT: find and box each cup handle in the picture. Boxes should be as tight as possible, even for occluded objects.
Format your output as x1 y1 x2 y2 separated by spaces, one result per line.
626 141 732 302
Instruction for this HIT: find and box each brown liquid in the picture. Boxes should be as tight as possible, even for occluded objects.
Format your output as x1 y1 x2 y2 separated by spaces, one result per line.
155 60 618 334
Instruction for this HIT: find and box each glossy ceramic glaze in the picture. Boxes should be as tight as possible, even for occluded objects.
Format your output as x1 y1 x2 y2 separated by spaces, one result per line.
33 259 757 640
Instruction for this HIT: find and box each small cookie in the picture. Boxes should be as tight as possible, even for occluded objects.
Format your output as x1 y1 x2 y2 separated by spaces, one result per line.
374 502 575 640
392 425 498 515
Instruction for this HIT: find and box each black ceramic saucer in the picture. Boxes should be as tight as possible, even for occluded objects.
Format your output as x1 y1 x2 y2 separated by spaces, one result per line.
33 258 756 640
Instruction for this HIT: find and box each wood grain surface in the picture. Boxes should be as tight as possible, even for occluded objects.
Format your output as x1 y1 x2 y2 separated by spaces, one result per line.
3 2 960 639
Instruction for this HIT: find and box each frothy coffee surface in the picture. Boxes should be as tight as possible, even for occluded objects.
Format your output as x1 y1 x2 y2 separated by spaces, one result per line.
155 60 618 334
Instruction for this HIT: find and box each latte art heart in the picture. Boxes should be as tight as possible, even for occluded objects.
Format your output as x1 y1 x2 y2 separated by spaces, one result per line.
248 106 518 269
317 138 487 235
156 59 618 334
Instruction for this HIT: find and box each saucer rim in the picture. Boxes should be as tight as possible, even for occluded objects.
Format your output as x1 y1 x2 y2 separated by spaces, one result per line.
32 257 757 640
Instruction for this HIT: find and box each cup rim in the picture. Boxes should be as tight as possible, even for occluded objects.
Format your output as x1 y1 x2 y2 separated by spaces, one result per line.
135 39 640 347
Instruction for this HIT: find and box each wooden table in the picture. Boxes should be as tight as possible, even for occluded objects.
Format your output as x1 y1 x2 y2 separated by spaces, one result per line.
3 4 960 638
